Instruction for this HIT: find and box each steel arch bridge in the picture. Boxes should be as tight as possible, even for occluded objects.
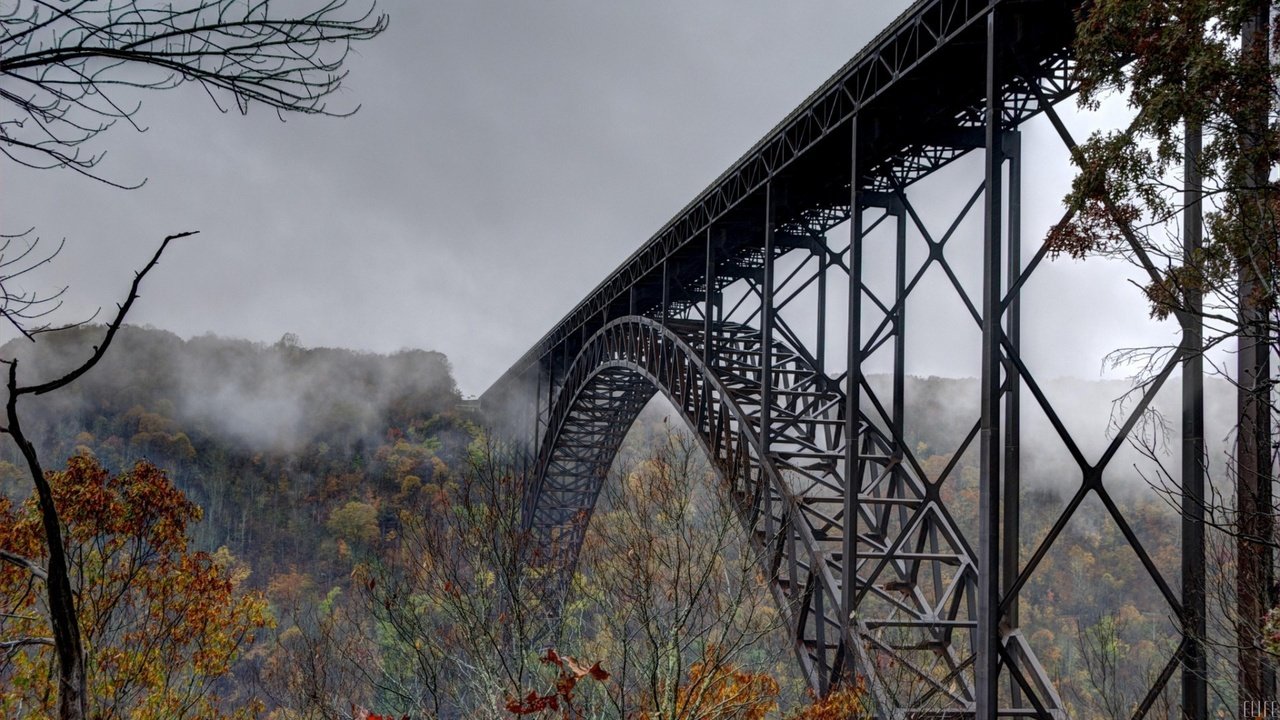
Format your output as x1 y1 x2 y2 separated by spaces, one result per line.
482 1 1210 717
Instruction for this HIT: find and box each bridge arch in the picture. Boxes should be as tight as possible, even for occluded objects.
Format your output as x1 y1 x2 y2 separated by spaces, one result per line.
524 316 1061 717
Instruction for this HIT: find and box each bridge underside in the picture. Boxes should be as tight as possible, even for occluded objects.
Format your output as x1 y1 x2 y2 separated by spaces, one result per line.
486 1 1207 717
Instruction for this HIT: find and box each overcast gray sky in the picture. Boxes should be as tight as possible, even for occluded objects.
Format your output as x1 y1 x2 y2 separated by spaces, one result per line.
2 0 1177 396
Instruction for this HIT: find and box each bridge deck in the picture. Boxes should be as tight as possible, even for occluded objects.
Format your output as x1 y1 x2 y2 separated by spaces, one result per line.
484 0 1080 402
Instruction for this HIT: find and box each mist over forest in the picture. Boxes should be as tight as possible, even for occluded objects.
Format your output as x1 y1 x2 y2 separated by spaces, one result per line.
1 326 459 454
4 324 1237 507
0 323 1237 717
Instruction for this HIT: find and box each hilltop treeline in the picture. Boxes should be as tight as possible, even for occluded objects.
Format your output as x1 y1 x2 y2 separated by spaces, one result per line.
0 326 467 585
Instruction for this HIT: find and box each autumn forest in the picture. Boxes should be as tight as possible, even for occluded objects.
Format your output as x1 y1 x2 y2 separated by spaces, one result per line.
0 326 1226 718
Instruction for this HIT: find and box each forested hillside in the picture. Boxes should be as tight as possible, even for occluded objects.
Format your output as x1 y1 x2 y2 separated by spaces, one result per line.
0 326 1222 718
0 327 466 588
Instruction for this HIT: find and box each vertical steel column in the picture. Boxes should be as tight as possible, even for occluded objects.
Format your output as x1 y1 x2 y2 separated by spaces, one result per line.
976 11 1004 719
761 182 777 576
1181 118 1208 720
817 236 828 378
893 201 906 441
841 116 864 682
704 229 716 431
714 230 724 323
547 342 564 470
762 181 773 435
661 260 671 382
1001 130 1022 708
1237 6 1275 703
629 286 637 316
550 344 561 401
662 260 670 326
535 353 547 450
762 183 776 447
705 229 715 368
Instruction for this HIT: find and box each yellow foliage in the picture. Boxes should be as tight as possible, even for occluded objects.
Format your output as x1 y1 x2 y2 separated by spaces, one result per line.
639 646 779 720
327 500 380 546
785 678 872 720
400 474 423 495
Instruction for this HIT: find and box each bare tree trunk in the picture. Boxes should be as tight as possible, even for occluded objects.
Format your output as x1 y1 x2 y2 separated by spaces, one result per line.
0 232 191 719
3 381 86 720
1237 0 1276 704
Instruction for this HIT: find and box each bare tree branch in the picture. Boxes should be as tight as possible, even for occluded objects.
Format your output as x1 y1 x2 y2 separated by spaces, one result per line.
1 230 192 720
0 0 388 185
17 230 196 396
0 637 54 651
0 549 46 581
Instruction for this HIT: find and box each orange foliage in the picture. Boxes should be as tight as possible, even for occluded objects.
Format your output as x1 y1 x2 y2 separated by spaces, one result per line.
785 678 872 720
638 646 779 720
0 456 270 718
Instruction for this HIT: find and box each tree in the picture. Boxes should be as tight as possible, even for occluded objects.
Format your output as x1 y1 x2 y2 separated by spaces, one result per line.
252 414 874 718
784 682 872 720
1 0 387 186
327 500 380 549
1050 0 1279 706
571 427 788 720
257 434 551 719
0 4 386 717
358 435 549 719
259 582 375 719
1 233 194 719
633 646 779 720
0 455 272 718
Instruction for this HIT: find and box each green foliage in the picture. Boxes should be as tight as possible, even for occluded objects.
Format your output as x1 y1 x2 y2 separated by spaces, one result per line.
328 501 381 547
1050 0 1279 320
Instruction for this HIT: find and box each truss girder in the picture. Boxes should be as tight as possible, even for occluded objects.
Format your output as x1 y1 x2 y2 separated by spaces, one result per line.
524 316 1064 719
488 1 1082 388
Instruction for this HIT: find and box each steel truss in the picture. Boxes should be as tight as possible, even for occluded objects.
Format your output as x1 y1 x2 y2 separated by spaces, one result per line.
486 2 1209 717
527 314 1065 718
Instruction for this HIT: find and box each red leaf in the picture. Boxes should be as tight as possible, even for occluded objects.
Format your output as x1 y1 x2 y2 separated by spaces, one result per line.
540 648 563 668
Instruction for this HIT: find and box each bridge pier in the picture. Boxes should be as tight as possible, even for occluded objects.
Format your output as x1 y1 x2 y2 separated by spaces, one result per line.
841 113 864 694
976 10 1005 719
